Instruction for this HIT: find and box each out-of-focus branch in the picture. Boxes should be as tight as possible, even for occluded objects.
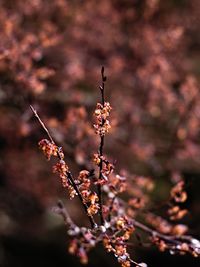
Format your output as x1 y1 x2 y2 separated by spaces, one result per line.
52 200 75 228
132 219 200 256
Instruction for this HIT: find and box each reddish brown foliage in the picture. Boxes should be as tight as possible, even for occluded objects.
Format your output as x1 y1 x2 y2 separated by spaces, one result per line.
0 1 200 266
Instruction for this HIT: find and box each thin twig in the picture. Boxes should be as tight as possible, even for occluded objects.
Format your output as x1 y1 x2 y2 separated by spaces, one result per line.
97 66 106 225
52 200 75 228
30 105 55 144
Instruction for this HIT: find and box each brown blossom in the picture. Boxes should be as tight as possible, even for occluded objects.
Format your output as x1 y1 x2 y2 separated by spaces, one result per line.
94 102 112 136
38 139 58 160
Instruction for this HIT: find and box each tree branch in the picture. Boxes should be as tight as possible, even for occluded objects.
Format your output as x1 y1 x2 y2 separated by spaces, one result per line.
30 105 97 229
97 66 107 225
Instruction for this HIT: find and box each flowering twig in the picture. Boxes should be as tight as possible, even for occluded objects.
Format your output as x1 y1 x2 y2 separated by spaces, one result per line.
97 66 106 225
132 219 200 256
30 105 97 229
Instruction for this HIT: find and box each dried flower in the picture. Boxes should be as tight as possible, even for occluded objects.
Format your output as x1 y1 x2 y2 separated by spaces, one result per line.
38 139 58 160
53 160 69 174
68 185 77 199
93 153 101 165
94 102 112 136
52 160 69 188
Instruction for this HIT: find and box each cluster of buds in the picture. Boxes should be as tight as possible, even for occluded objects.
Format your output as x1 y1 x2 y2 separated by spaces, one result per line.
68 227 96 264
39 139 78 199
102 174 127 199
115 216 135 239
102 158 114 179
103 234 131 267
75 170 100 215
93 153 101 165
86 193 99 216
68 185 78 199
93 153 114 185
38 139 58 160
109 174 127 194
52 160 69 188
93 102 112 136
77 170 91 191
38 139 71 189
101 215 136 267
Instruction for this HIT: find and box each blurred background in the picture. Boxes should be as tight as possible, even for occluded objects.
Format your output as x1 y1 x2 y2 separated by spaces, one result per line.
0 0 200 266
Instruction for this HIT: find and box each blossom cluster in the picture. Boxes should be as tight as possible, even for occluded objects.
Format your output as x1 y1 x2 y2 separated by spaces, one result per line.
38 139 73 195
93 153 114 185
68 227 96 264
38 139 58 160
93 102 112 136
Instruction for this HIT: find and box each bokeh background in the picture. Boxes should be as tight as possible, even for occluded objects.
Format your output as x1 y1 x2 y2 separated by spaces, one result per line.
0 1 200 266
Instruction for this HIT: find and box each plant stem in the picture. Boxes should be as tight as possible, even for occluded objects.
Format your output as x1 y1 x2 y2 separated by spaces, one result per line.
97 66 106 225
